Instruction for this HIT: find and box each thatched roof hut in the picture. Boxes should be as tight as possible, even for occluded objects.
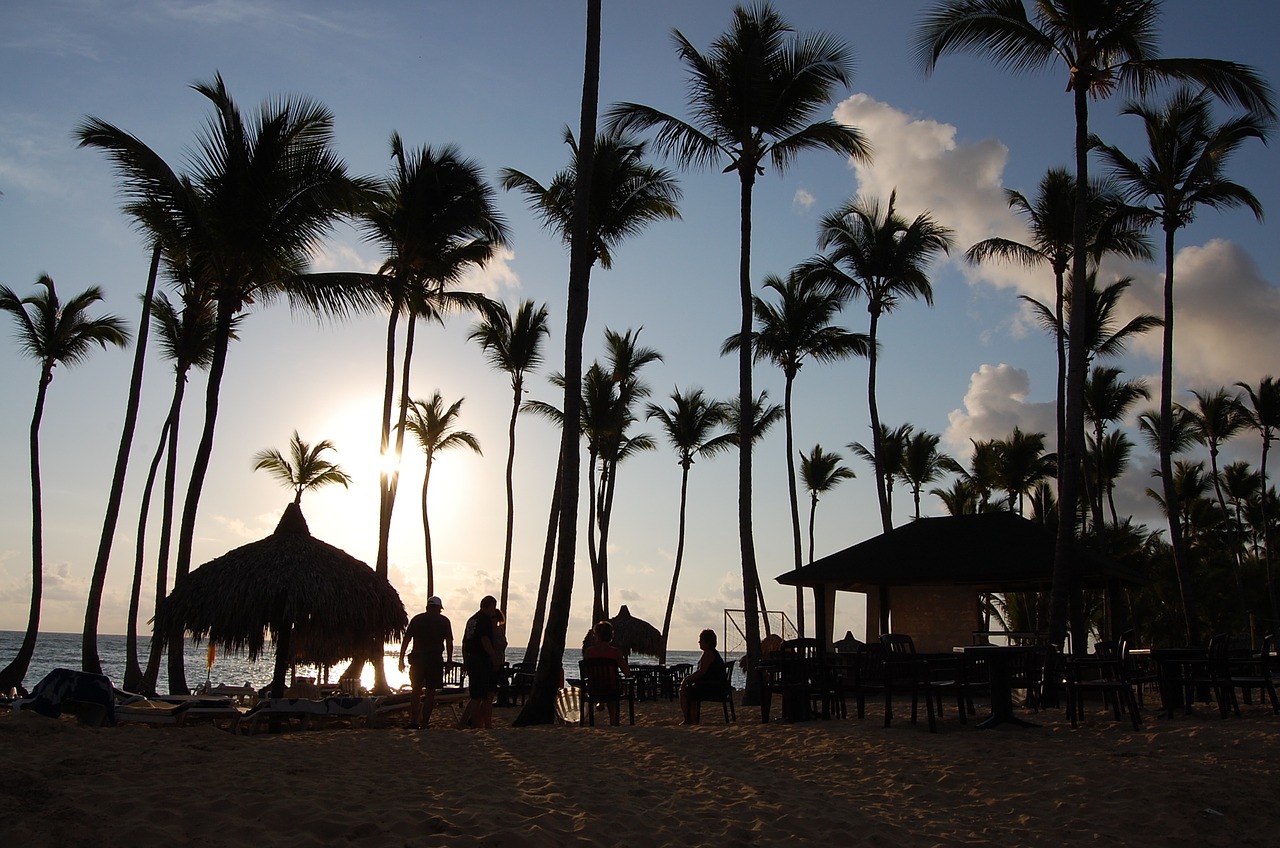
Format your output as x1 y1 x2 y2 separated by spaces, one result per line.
609 605 663 659
157 502 406 697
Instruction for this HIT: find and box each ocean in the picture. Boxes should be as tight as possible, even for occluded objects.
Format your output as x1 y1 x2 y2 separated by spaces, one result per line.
1 630 741 695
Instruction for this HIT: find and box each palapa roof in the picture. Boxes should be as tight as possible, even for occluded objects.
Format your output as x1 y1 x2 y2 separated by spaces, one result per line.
776 512 1143 592
157 502 407 664
609 605 664 659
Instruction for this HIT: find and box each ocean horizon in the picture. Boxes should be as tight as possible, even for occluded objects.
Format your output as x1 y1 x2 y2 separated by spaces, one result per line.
1 630 740 695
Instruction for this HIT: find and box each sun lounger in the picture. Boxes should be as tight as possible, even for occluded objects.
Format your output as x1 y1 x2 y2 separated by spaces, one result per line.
371 687 469 726
237 696 376 734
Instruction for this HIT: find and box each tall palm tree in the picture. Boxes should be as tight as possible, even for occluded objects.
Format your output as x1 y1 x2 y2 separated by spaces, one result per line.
0 277 129 691
502 101 681 726
990 428 1056 517
968 167 1152 486
79 74 376 693
1084 365 1150 528
917 0 1275 650
850 422 915 528
1089 429 1138 529
807 191 954 534
800 445 856 567
403 393 482 598
1236 376 1279 627
128 291 223 693
468 299 552 614
723 391 785 620
722 269 869 636
1184 387 1250 625
516 0 601 727
645 388 733 662
252 431 352 505
607 3 869 690
1097 88 1270 644
901 429 953 520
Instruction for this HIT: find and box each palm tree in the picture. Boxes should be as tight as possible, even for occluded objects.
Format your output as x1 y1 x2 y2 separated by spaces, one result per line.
806 191 954 534
723 390 785 619
607 3 869 692
403 393 482 598
917 0 1275 650
1184 387 1250 625
722 269 869 636
645 388 733 662
968 168 1152 483
128 291 223 693
991 428 1055 517
850 422 915 528
1084 365 1150 528
468 299 552 614
515 0 601 727
252 431 352 506
800 445 856 567
1097 88 1270 644
901 429 953 520
80 74 375 693
0 276 129 692
1236 376 1279 627
931 478 980 517
1089 429 1138 529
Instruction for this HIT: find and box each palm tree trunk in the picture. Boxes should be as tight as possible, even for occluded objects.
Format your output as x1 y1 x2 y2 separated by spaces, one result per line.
0 370 51 693
143 366 189 695
170 299 237 694
83 244 160 674
1049 84 1089 654
783 374 804 638
866 308 891 534
586 451 602 622
515 0 599 726
737 169 764 706
660 461 692 664
499 379 521 613
376 300 402 578
421 454 435 597
124 411 172 691
1157 224 1199 645
597 455 621 619
521 459 562 667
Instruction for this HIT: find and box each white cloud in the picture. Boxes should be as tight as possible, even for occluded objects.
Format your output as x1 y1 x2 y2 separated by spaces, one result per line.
1117 239 1280 388
943 363 1056 456
793 188 816 211
459 247 520 297
833 94 1041 297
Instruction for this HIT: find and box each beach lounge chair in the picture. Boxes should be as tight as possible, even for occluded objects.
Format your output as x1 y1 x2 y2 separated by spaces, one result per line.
238 696 376 734
10 668 116 726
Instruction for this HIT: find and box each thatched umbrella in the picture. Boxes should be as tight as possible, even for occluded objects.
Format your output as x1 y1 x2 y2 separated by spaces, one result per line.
157 502 407 698
609 605 663 659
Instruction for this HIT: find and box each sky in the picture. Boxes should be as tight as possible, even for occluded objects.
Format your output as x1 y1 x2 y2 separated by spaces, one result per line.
2 1 1278 655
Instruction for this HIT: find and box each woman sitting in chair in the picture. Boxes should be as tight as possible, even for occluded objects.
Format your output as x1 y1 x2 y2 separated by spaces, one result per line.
680 628 726 725
583 621 630 725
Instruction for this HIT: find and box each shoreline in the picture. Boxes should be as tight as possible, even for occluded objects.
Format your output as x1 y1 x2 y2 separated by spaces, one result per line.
4 696 1278 846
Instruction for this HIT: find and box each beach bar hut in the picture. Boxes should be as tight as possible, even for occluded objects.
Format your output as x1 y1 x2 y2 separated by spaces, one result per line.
776 512 1143 653
157 502 407 698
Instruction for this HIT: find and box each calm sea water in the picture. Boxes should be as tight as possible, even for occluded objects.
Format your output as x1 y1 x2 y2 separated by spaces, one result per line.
1 631 739 694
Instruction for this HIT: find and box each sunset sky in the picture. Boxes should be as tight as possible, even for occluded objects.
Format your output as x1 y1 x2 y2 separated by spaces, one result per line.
2 1 1277 653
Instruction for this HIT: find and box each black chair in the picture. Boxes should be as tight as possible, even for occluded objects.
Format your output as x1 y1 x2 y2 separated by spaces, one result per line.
1184 634 1236 717
689 658 736 724
577 658 635 726
1228 633 1280 713
1065 645 1141 730
879 634 935 730
506 660 535 706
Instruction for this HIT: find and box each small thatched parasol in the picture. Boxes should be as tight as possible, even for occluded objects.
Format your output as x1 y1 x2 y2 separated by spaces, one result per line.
156 502 407 698
609 605 663 659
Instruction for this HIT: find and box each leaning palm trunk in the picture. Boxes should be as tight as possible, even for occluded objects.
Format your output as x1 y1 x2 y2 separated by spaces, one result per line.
124 412 170 692
522 459 563 668
499 377 521 613
659 460 692 664
515 0 599 726
866 309 892 537
170 299 237 693
83 245 160 674
0 371 51 692
421 454 435 597
596 455 622 621
783 374 804 638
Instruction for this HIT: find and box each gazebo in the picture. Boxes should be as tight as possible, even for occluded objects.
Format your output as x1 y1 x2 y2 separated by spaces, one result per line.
776 512 1144 652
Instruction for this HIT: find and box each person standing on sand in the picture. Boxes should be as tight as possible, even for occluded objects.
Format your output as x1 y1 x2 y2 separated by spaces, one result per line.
679 628 727 725
460 595 502 728
398 596 452 730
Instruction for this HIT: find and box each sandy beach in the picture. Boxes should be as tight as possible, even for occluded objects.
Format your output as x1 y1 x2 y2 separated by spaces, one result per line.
3 694 1278 847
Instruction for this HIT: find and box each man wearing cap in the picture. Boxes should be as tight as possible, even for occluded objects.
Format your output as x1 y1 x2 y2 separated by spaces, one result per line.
398 596 453 729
